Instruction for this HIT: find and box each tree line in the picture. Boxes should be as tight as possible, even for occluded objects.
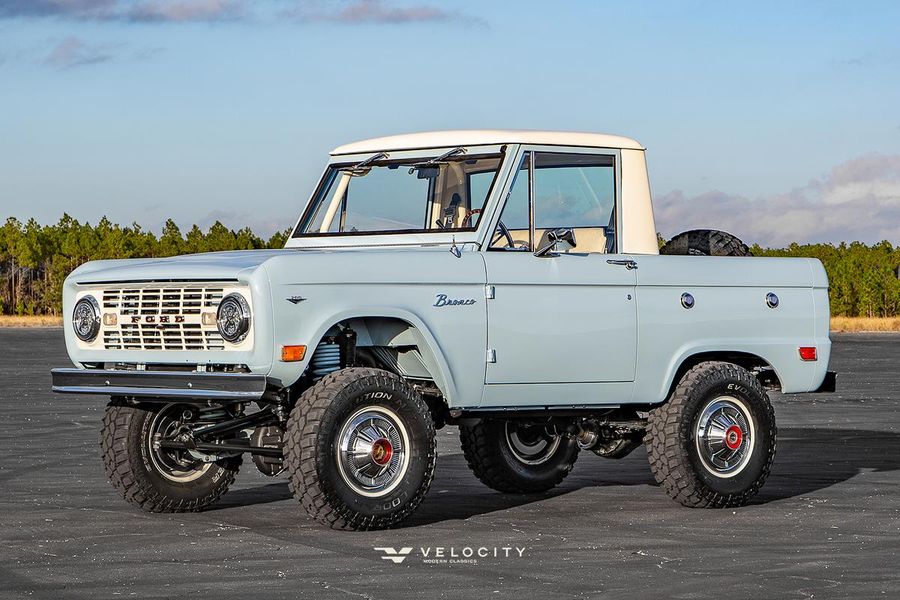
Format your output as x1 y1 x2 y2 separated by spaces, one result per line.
0 215 289 316
1 215 898 317
751 241 900 318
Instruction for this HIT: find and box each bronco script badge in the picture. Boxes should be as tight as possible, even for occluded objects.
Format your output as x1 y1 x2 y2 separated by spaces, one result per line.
433 293 476 307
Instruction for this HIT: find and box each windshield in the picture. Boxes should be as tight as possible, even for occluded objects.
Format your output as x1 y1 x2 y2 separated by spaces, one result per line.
293 149 505 237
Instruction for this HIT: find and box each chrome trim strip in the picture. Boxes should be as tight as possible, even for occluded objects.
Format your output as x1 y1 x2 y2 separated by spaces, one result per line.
51 386 262 400
76 278 240 285
50 368 266 400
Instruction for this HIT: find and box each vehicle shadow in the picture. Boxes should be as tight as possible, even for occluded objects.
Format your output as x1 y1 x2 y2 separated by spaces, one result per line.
410 426 900 525
213 427 900 524
753 426 900 502
215 482 294 508
403 452 637 527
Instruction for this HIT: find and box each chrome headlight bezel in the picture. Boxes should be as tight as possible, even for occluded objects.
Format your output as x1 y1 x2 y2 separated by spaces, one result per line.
72 295 101 342
216 293 251 343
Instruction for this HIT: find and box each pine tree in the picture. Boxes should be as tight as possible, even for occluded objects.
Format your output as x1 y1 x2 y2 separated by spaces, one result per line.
0 217 897 317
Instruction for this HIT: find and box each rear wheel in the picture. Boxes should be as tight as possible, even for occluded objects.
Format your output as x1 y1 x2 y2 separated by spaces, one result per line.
283 368 436 530
645 361 776 508
100 402 241 512
460 420 579 493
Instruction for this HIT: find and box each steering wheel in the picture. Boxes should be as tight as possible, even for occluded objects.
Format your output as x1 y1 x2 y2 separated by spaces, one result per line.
492 219 515 249
464 208 515 249
463 208 481 228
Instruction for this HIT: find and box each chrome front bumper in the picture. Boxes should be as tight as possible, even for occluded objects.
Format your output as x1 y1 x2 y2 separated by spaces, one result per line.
50 368 267 401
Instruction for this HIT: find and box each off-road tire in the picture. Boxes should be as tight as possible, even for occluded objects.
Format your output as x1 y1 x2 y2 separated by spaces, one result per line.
283 368 436 530
645 361 776 508
100 402 241 512
660 229 751 257
459 420 579 493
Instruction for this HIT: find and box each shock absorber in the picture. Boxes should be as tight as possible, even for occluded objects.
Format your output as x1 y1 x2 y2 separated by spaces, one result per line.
309 340 342 380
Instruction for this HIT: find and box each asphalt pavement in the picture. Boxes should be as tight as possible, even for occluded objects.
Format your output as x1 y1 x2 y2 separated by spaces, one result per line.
1 329 898 599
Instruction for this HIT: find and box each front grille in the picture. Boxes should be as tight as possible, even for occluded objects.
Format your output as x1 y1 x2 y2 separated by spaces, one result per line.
100 285 231 351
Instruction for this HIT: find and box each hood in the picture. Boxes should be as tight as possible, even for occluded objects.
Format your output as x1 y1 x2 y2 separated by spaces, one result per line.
68 249 298 284
66 245 459 285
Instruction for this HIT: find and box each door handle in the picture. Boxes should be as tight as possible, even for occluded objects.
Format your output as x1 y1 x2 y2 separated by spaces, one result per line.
606 259 638 270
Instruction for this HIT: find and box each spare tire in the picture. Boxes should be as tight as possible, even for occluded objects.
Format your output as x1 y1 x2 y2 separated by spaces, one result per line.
660 229 751 257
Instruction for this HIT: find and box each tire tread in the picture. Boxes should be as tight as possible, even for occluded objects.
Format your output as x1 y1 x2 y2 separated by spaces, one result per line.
459 421 577 494
283 368 436 530
660 229 751 257
100 402 239 513
644 361 776 508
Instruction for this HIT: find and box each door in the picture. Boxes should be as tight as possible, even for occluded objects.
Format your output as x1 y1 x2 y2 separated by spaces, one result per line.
481 149 638 404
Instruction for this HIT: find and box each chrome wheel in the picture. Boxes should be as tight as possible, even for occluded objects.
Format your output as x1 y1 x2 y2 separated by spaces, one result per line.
694 396 755 478
336 406 410 498
504 422 562 466
147 404 211 483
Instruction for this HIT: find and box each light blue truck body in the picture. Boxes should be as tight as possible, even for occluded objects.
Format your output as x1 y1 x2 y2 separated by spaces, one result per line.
59 132 832 408
63 248 831 408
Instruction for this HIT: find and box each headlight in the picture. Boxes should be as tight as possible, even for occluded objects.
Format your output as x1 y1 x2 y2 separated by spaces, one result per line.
72 295 101 342
216 293 251 343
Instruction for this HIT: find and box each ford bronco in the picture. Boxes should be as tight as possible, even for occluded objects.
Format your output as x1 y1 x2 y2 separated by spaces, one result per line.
51 130 835 530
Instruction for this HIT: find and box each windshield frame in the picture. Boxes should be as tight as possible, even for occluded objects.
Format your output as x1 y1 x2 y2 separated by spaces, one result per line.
287 144 511 247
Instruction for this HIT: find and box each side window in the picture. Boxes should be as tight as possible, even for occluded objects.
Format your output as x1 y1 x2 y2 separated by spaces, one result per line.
491 151 616 253
533 152 616 253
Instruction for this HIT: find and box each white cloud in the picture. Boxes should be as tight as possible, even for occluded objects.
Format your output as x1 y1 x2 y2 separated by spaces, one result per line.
39 36 163 68
0 0 483 25
0 0 243 22
287 0 484 26
654 154 900 247
127 0 244 23
43 36 114 68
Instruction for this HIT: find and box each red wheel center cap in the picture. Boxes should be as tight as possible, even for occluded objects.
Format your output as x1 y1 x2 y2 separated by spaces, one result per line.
371 438 393 465
725 425 743 450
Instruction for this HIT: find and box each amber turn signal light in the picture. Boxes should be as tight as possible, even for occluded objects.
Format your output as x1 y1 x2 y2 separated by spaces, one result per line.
281 345 307 362
798 346 817 361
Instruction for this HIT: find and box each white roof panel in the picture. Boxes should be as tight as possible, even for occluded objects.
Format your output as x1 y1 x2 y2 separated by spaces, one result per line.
331 129 644 155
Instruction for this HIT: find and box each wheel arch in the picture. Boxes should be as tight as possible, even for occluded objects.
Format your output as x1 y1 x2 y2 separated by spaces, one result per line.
300 309 458 403
660 350 782 405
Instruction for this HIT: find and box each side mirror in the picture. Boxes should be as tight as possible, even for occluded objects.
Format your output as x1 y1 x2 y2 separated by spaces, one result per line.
535 228 577 257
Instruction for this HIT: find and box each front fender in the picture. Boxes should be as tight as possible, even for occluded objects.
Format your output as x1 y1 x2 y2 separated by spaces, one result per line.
261 250 488 407
268 306 459 403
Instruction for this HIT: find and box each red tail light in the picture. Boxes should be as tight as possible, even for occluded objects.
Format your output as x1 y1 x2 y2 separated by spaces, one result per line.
799 346 817 361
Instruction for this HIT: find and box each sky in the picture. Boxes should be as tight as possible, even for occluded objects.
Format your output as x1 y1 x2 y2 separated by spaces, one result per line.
1 0 899 247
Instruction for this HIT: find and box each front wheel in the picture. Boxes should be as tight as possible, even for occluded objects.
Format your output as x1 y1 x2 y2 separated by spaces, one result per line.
283 368 436 530
100 402 241 512
645 361 776 508
460 420 579 493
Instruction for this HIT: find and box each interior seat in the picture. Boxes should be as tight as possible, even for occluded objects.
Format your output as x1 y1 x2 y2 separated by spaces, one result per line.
491 227 608 253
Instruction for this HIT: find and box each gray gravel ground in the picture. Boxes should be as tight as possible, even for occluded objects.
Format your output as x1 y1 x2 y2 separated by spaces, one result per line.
1 329 898 599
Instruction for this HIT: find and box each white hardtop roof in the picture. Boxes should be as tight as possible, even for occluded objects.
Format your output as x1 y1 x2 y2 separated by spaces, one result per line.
331 129 644 155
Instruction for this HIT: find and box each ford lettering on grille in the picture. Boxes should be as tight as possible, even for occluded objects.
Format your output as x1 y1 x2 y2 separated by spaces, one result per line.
100 285 233 351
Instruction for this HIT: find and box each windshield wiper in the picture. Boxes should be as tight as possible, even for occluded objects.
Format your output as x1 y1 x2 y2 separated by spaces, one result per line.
408 147 467 174
341 152 388 175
